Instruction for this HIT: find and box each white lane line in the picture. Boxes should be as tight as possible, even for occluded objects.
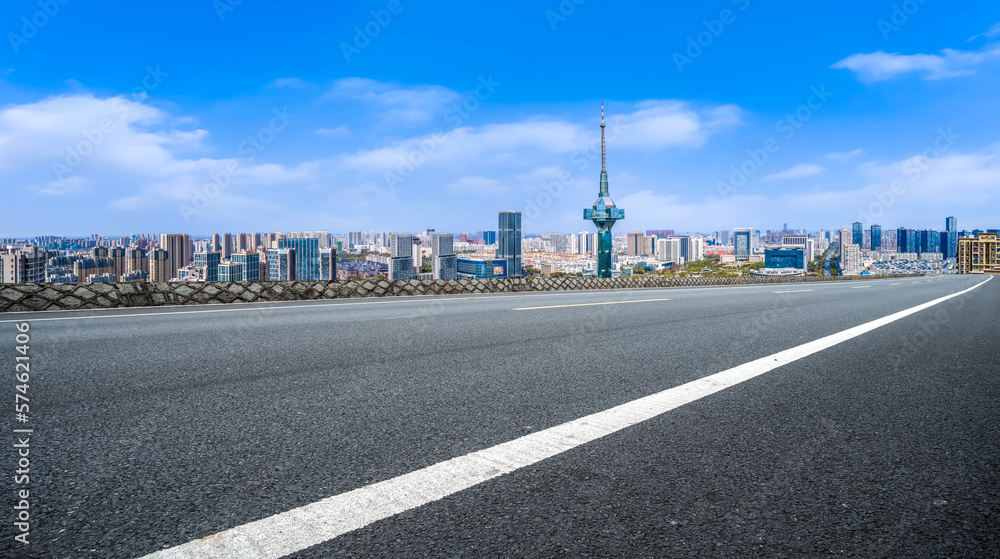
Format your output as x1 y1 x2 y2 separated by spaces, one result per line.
773 289 814 294
851 285 872 289
142 276 992 559
513 298 671 311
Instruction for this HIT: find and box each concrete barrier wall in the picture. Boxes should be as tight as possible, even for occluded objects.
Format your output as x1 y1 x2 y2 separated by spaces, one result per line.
0 274 917 313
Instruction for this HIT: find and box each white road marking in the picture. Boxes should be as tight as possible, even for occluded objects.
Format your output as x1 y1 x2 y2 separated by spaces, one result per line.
773 289 814 294
142 277 992 559
513 298 671 310
851 285 872 289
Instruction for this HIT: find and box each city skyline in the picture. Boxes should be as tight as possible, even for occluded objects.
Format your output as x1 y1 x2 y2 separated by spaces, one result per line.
2 2 999 236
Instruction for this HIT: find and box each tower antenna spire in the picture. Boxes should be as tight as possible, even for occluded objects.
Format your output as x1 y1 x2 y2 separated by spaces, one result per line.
601 102 606 174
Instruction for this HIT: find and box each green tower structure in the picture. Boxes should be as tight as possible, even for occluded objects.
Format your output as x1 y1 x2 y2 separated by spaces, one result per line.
583 103 624 278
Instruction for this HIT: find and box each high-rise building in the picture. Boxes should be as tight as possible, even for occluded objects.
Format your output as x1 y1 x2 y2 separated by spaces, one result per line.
497 211 523 278
221 233 234 259
159 234 191 281
211 233 220 252
852 222 863 246
944 216 958 259
871 225 882 251
896 228 918 254
432 233 457 280
642 235 656 257
583 104 625 278
656 237 681 263
109 247 127 279
957 232 999 273
237 233 251 252
841 244 862 275
673 235 693 261
483 231 497 245
232 252 261 281
218 262 243 282
918 229 941 256
1 247 46 284
389 234 414 280
126 248 147 276
278 238 320 280
626 232 643 256
348 231 365 249
320 248 337 281
734 228 753 262
148 248 170 282
267 248 297 281
193 251 221 281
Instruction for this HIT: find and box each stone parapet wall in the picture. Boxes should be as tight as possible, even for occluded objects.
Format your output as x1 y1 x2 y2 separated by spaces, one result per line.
0 274 919 313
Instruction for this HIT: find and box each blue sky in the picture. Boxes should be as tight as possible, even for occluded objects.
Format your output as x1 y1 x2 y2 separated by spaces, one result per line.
2 0 999 237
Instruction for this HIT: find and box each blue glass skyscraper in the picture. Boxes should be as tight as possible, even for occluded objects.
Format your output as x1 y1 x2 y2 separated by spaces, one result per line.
193 251 221 281
871 224 882 251
945 216 958 259
232 252 260 281
278 238 320 280
497 211 522 278
852 222 863 246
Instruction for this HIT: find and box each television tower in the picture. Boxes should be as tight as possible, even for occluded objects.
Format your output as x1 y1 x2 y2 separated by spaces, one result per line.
583 103 625 278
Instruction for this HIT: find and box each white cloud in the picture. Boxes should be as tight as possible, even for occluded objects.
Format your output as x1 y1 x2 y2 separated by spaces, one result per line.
824 149 864 162
444 176 507 196
832 43 1000 82
615 101 742 149
762 163 825 181
968 22 1000 41
316 125 351 138
325 78 461 123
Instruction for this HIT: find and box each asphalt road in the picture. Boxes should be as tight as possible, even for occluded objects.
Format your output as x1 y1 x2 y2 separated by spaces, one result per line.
2 275 998 558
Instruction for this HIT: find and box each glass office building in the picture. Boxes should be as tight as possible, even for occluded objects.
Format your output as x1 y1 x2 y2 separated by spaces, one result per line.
193 251 221 281
497 211 522 278
232 252 260 281
764 247 806 270
218 262 244 282
734 228 752 262
871 224 882 251
457 258 508 279
320 248 337 281
278 238 320 280
267 248 297 281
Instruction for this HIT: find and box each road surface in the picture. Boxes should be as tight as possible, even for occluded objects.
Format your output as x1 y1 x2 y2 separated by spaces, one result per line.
2 275 998 557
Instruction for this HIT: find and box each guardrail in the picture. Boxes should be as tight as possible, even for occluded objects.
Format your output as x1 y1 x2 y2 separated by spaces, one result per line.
0 274 921 313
